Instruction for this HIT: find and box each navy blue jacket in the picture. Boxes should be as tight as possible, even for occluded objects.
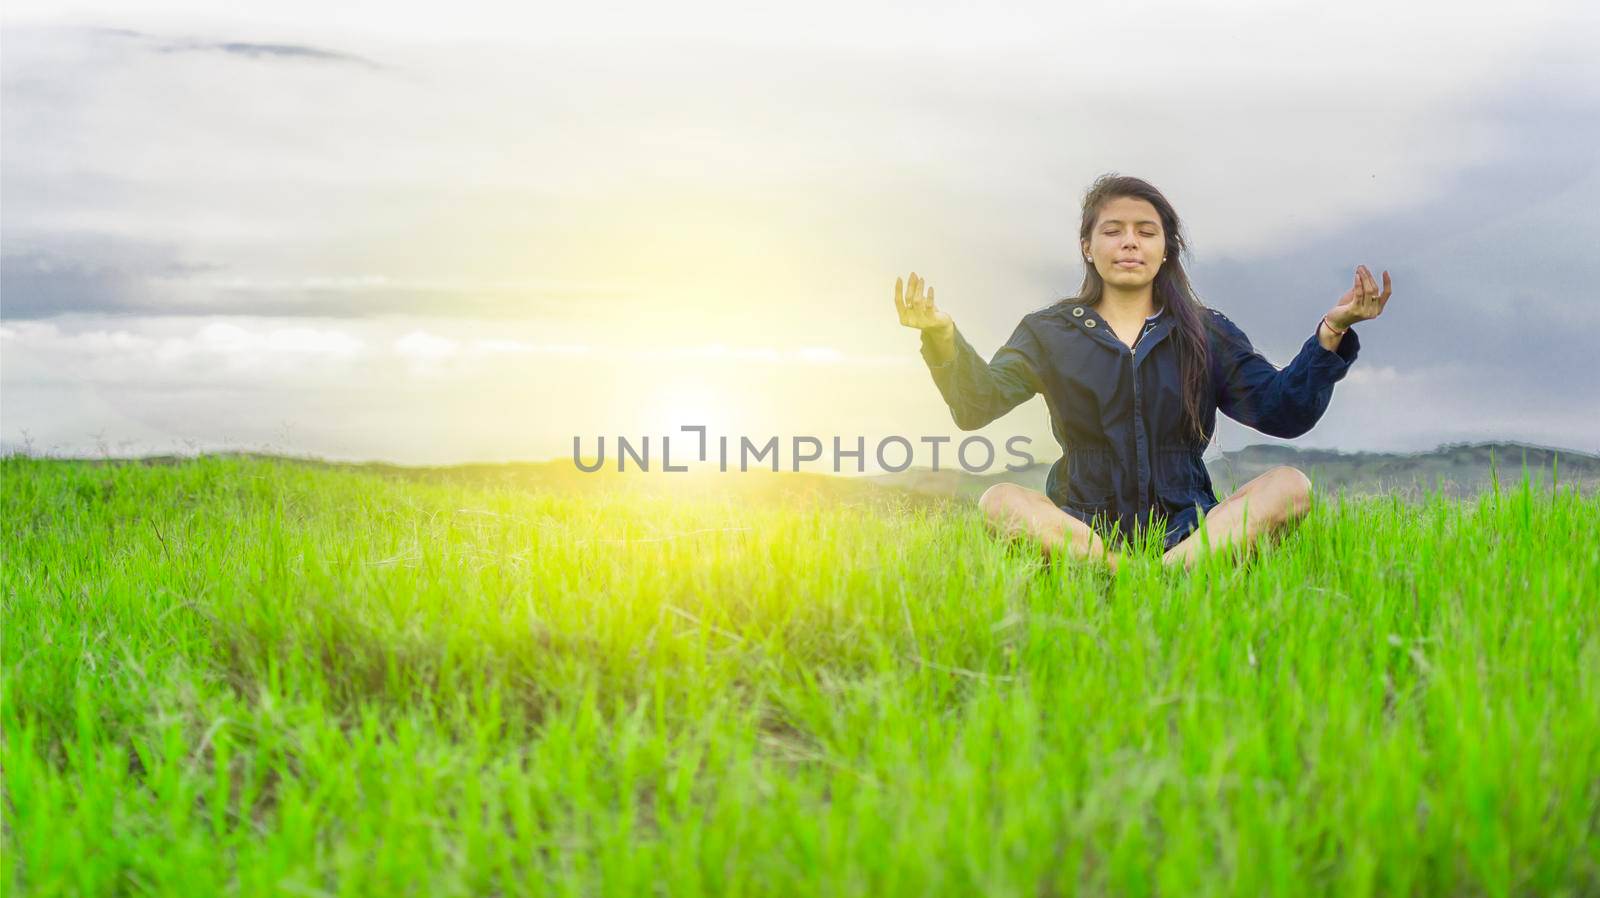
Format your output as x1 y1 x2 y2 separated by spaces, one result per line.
920 299 1360 539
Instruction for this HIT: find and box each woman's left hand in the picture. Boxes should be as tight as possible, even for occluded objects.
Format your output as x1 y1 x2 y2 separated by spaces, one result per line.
1327 265 1392 329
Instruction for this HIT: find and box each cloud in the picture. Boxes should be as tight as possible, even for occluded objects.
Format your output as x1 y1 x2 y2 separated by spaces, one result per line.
0 314 936 462
1214 361 1600 455
2 310 1594 464
193 321 365 356
0 234 216 318
182 40 378 67
1174 72 1600 457
4 13 1596 329
0 317 370 386
0 317 913 388
469 338 591 356
0 232 636 318
393 330 459 359
1 10 1597 457
74 25 382 67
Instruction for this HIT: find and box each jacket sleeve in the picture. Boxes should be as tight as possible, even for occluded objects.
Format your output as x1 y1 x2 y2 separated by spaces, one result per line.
1208 310 1360 438
920 319 1044 431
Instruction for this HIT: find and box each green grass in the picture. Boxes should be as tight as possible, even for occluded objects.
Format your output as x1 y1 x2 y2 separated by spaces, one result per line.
3 454 1598 896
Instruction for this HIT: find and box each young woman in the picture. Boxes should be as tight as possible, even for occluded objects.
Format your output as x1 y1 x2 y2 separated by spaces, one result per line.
894 174 1393 572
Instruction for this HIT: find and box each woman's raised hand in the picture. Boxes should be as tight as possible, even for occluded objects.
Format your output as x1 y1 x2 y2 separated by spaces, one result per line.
1327 265 1392 329
894 271 954 334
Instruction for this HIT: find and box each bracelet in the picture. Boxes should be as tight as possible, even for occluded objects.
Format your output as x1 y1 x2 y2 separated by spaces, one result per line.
1321 315 1348 337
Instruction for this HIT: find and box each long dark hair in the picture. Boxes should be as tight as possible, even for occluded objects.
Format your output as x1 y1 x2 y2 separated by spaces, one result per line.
1064 173 1213 444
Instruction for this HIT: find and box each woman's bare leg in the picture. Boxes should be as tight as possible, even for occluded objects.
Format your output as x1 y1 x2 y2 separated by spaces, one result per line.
977 482 1121 572
1161 465 1314 571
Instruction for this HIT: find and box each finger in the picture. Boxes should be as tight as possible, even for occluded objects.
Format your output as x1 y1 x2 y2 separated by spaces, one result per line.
909 272 922 308
894 277 906 317
927 285 935 310
1359 265 1378 299
1379 270 1392 301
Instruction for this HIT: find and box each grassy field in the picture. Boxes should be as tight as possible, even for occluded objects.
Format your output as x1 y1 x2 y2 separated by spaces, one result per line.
3 455 1597 896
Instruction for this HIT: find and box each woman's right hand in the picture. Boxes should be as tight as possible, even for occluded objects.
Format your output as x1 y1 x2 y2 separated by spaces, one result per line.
894 271 953 334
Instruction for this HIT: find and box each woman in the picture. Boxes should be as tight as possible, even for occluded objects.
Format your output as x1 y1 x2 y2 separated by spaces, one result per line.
894 174 1392 572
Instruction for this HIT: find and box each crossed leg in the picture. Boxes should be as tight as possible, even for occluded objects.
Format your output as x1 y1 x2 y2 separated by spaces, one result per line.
1160 465 1314 571
976 482 1122 572
977 465 1316 575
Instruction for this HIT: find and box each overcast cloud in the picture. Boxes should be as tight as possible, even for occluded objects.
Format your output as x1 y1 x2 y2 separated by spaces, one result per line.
2 2 1597 463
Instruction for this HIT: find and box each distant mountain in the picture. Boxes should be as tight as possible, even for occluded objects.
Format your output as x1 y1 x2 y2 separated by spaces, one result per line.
114 451 953 509
866 441 1600 501
35 441 1597 505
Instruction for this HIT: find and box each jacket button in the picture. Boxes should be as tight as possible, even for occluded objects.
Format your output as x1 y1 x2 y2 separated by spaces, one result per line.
1085 319 1097 328
1072 307 1085 317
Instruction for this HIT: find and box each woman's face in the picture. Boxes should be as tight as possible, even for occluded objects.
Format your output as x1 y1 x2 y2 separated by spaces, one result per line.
1081 196 1167 288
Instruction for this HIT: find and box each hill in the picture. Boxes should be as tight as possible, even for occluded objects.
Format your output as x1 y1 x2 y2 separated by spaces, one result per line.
866 441 1600 501
19 440 1597 505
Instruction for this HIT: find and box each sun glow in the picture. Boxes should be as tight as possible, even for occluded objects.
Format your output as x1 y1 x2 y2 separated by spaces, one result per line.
642 380 742 441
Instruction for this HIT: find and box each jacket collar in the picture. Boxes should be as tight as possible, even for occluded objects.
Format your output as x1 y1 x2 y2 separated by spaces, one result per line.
1065 299 1172 363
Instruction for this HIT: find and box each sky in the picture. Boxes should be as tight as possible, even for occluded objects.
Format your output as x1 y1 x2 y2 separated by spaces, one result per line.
2 0 1598 468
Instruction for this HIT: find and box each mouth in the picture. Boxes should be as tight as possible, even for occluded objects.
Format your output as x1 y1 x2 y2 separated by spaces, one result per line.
1115 260 1142 267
